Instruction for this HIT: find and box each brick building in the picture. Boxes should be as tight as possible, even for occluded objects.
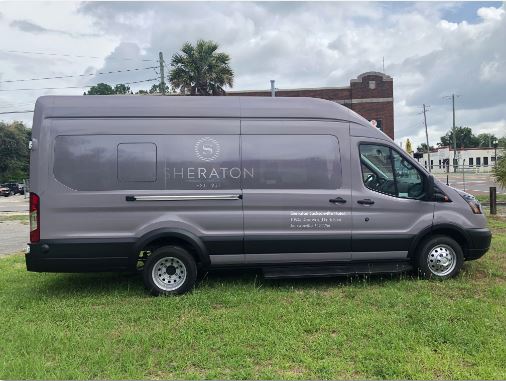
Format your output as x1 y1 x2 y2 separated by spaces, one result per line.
228 71 394 139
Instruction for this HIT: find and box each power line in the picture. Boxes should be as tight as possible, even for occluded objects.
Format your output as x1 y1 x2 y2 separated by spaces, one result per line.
2 49 157 62
0 66 158 84
0 78 159 92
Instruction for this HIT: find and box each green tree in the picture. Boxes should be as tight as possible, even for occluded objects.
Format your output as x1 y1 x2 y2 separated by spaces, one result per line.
84 83 115 95
146 83 171 94
476 133 497 148
416 143 435 153
0 121 31 182
113 84 131 95
494 156 506 188
439 126 479 148
169 40 234 95
84 83 132 95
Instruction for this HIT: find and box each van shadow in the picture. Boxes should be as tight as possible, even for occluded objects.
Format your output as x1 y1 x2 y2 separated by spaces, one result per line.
202 268 416 291
36 268 416 297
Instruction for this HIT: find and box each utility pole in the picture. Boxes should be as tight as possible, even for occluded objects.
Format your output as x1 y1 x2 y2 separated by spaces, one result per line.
444 93 460 172
159 51 165 95
452 94 456 167
423 104 431 172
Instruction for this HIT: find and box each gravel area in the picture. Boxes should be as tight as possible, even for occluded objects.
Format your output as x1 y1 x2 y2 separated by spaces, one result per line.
0 194 28 212
0 221 28 257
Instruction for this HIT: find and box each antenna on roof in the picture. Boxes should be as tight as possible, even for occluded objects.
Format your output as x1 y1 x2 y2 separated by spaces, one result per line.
270 80 276 97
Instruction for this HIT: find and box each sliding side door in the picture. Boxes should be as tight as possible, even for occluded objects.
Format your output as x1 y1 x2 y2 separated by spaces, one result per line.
241 120 352 264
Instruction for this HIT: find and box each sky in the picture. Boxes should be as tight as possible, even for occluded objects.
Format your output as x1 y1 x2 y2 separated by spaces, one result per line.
0 1 505 148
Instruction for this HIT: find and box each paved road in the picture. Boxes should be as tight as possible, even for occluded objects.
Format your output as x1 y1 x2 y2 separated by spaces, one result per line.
0 221 28 257
0 194 28 212
433 173 505 196
0 196 29 256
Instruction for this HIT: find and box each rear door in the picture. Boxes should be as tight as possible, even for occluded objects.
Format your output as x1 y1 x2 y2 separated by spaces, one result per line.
241 120 352 264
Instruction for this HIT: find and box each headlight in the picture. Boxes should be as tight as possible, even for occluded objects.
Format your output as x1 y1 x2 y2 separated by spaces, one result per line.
457 190 482 214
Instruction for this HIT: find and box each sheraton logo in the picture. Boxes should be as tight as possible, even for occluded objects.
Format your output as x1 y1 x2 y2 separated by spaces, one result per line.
195 137 220 162
165 137 254 182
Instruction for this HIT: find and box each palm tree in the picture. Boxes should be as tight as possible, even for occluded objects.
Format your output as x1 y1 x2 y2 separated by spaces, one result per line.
169 40 234 96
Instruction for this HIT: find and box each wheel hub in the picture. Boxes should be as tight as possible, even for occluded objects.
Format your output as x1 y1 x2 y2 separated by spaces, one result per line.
427 244 456 276
152 256 187 291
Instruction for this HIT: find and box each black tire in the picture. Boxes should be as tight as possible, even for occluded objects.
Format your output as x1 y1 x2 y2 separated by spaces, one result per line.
143 245 197 296
416 235 464 280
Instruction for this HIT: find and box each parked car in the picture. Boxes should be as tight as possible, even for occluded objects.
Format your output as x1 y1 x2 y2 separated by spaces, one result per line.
26 96 491 295
0 185 11 197
1 182 25 195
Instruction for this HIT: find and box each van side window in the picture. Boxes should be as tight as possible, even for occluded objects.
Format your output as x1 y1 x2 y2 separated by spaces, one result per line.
359 144 424 199
118 143 157 182
53 134 241 191
242 135 341 189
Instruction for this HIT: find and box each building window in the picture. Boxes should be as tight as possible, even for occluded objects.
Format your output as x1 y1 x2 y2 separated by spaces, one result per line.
430 160 433 170
476 157 481 167
438 159 442 168
469 158 474 167
369 81 376 89
424 160 427 168
483 157 489 166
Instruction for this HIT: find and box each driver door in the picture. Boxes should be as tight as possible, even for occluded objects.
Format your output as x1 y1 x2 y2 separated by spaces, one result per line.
350 137 435 261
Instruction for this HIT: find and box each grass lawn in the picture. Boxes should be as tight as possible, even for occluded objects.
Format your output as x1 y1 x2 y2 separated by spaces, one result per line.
1 216 505 379
0 214 29 224
475 193 506 204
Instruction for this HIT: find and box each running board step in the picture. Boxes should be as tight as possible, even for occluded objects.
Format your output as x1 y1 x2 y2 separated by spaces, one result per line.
262 262 413 279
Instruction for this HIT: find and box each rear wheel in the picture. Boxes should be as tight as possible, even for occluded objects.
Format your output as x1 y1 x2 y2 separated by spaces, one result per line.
416 235 464 279
143 246 197 295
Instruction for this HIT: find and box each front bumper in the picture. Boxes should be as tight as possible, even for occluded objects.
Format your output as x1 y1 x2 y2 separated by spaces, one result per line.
465 228 492 260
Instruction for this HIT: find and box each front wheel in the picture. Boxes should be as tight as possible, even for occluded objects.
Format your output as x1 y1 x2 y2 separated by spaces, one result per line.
416 235 464 280
143 246 197 295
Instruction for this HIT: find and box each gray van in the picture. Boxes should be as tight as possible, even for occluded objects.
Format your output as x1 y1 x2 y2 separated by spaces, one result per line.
26 96 491 295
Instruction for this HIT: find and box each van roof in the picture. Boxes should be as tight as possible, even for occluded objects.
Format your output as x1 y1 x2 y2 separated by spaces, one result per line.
34 95 370 126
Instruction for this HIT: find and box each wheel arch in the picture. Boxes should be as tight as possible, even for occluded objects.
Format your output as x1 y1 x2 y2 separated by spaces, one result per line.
409 223 470 258
134 228 210 267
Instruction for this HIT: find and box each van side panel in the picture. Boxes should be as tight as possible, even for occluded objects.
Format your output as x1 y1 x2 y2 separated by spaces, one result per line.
240 120 352 264
30 118 243 271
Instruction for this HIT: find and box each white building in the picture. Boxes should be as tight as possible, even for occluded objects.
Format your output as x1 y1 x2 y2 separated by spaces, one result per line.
413 146 503 173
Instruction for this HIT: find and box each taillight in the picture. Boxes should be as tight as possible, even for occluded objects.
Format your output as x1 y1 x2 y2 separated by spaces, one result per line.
30 192 40 243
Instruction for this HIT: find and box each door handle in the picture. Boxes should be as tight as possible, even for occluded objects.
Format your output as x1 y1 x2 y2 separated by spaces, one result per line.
329 197 346 204
357 199 375 205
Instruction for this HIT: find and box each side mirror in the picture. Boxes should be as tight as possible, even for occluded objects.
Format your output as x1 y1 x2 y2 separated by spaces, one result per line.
434 193 449 202
425 175 434 201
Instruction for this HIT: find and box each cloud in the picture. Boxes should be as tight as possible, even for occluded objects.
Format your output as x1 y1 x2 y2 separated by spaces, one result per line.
1 1 505 148
10 18 99 38
76 1 506 146
10 20 48 33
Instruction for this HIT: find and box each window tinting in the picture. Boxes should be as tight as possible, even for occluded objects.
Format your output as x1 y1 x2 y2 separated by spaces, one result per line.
242 135 341 189
360 144 425 199
118 143 157 182
53 135 240 191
